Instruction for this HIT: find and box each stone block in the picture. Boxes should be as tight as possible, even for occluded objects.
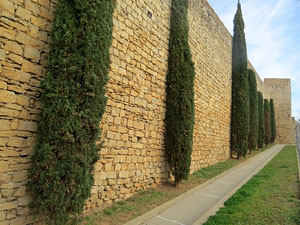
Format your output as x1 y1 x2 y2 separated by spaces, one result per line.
18 196 30 206
0 201 18 210
15 7 31 21
14 186 26 197
106 171 117 179
0 90 17 103
4 41 22 56
16 95 30 107
0 211 5 221
0 50 5 61
40 7 53 21
21 60 43 75
1 189 14 198
31 16 46 29
9 54 23 65
8 137 24 148
2 67 31 83
7 85 25 94
0 137 8 146
24 45 40 61
18 120 37 131
9 216 27 225
0 0 15 15
0 120 10 130
15 32 31 45
0 107 19 117
38 0 50 9
25 0 40 14
119 171 129 178
29 25 39 38
0 173 11 182
0 220 9 225
0 81 7 89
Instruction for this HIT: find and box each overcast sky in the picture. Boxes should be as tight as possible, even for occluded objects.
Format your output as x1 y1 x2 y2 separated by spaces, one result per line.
207 0 300 120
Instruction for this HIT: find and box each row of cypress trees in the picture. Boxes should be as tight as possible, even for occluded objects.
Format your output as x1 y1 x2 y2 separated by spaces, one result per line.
230 1 276 158
28 0 116 224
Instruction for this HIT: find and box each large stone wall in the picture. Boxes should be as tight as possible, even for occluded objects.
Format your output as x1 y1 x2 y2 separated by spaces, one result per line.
264 78 294 144
188 0 232 172
0 0 294 224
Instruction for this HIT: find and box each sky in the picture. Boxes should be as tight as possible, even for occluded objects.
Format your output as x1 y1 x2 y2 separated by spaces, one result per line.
207 0 300 121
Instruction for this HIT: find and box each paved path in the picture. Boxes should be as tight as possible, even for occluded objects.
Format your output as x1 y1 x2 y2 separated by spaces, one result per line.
125 144 285 225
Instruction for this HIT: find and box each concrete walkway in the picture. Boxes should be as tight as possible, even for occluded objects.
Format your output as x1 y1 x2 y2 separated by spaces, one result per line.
125 144 285 225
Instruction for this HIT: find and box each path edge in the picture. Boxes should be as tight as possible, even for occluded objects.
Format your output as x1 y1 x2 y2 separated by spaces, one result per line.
124 144 283 225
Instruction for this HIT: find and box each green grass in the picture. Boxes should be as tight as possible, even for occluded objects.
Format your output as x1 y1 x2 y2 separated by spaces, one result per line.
204 145 300 225
80 189 172 224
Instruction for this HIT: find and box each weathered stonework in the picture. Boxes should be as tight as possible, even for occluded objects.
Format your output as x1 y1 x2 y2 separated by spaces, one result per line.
0 0 294 224
264 78 294 144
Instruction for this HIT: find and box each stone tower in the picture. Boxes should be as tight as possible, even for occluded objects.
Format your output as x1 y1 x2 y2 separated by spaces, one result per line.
264 78 294 144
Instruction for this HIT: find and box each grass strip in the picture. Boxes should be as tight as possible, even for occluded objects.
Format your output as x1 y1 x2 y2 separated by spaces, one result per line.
80 145 273 225
204 145 300 225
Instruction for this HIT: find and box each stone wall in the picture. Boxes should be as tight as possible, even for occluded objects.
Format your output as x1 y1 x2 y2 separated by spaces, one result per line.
188 0 232 173
0 0 54 224
264 78 294 144
0 0 294 224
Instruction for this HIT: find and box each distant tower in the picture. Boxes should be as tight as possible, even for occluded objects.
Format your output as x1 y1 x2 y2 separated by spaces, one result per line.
264 78 294 144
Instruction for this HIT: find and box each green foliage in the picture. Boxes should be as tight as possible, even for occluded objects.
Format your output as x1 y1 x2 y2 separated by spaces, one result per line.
230 2 250 159
257 92 264 148
165 0 195 186
27 1 115 224
270 99 276 143
247 69 258 152
264 99 271 145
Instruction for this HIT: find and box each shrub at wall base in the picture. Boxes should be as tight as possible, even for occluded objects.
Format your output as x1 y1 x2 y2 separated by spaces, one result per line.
27 0 115 224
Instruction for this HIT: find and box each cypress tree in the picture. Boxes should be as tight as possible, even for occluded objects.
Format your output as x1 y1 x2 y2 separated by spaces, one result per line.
264 99 271 145
248 69 258 153
230 1 250 159
257 91 264 148
27 1 115 224
270 99 276 143
165 0 195 187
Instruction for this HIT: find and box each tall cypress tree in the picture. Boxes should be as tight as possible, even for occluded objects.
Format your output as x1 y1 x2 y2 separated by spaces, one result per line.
264 99 271 145
230 1 250 159
270 99 276 143
248 69 258 153
257 91 264 148
165 0 195 187
28 1 115 224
